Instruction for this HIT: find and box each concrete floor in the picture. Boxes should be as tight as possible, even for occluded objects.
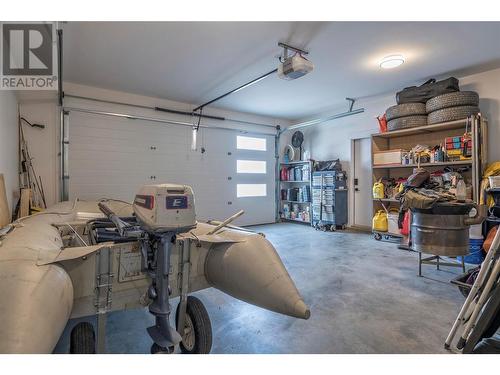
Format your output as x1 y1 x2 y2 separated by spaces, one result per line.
54 222 468 354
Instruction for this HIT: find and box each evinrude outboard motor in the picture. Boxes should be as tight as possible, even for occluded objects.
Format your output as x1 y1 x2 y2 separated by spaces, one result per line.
99 184 196 354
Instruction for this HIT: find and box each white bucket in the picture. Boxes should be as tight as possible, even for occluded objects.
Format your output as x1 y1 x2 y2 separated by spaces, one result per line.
469 224 483 239
387 213 400 235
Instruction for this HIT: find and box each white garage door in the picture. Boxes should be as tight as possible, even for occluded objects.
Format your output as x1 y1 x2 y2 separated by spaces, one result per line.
66 110 276 226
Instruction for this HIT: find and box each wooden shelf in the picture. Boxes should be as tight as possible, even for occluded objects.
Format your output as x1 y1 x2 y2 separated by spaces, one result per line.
280 160 311 166
372 118 469 139
373 198 400 203
372 160 472 169
281 200 311 204
280 180 310 183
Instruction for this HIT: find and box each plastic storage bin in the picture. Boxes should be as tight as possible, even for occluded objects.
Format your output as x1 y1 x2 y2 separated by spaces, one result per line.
458 237 485 265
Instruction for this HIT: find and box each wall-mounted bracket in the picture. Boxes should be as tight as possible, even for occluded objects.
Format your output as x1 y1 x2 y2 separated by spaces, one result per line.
346 98 356 113
278 42 309 60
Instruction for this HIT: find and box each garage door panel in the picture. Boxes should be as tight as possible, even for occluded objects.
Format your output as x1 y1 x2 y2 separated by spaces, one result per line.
71 186 143 202
71 113 191 140
70 132 192 154
69 135 166 154
70 171 151 185
232 135 275 191
68 110 275 225
154 128 236 221
68 158 155 173
69 150 149 163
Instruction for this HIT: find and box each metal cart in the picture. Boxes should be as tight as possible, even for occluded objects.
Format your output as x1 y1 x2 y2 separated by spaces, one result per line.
312 171 348 231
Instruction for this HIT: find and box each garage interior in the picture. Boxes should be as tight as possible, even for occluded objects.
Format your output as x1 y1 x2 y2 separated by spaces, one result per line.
1 20 500 356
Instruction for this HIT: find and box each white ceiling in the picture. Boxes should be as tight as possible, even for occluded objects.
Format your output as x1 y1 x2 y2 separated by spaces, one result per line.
63 22 500 120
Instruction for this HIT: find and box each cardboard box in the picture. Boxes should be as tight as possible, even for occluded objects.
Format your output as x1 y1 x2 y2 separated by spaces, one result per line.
373 149 405 166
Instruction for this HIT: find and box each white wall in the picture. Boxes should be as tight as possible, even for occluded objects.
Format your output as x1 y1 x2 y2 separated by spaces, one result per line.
18 100 59 207
280 67 500 227
20 82 289 207
0 91 19 215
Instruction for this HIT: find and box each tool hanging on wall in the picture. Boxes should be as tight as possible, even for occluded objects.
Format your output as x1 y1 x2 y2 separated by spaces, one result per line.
18 116 47 214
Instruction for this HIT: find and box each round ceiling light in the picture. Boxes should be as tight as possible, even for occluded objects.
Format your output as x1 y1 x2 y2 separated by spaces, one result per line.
380 55 405 69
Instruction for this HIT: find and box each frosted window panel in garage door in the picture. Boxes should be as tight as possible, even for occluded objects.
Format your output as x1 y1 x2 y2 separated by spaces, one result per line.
236 136 266 151
236 160 266 174
237 184 267 197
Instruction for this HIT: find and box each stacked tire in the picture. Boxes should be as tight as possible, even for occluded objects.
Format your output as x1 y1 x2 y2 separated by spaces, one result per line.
426 91 479 124
384 91 480 131
385 103 427 131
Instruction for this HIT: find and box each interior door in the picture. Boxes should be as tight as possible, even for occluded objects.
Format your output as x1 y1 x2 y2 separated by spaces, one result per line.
353 137 372 229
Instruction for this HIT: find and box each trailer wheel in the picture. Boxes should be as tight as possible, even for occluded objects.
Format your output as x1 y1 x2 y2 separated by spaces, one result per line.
374 233 382 241
176 296 212 354
70 322 96 354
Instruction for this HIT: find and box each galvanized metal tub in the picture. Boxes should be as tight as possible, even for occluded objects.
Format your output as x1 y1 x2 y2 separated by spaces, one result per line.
411 203 478 256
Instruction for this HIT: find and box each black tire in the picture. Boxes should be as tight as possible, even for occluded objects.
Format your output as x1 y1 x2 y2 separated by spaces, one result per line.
176 296 212 354
385 103 426 121
374 233 382 241
387 115 427 131
426 91 479 113
70 322 96 354
427 105 479 125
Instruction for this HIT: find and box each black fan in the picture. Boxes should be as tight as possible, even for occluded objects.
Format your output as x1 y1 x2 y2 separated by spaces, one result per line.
291 131 304 161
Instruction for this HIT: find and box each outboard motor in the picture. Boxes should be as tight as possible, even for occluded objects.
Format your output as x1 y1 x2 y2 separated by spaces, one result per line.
99 184 196 353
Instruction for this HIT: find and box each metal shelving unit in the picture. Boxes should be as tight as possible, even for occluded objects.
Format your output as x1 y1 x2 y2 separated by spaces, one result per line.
370 114 488 240
279 160 313 224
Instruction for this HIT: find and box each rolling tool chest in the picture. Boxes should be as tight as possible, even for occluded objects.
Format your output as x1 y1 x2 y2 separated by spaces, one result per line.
312 170 348 231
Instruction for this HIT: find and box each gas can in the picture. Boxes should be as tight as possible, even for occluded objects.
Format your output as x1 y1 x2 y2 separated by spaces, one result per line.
372 210 388 232
373 181 385 199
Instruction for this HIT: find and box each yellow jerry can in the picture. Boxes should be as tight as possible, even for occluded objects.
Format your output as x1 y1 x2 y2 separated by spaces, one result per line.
373 181 385 199
372 210 388 232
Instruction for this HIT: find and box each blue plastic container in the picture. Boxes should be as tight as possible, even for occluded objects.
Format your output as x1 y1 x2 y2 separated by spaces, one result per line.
458 238 485 264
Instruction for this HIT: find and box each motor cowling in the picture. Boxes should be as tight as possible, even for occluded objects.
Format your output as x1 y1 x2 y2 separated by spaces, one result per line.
133 184 196 233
